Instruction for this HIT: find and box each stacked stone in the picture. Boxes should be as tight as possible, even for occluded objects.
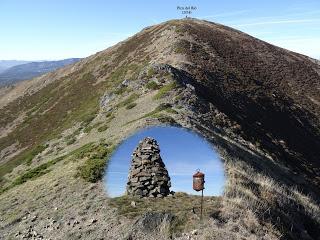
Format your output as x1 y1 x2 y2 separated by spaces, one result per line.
126 137 172 198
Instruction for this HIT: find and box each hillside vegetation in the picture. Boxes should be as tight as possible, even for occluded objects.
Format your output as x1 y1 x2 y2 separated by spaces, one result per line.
0 19 319 239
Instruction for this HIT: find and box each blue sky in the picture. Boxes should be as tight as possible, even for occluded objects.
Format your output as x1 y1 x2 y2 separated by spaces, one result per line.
104 126 225 197
1 0 320 60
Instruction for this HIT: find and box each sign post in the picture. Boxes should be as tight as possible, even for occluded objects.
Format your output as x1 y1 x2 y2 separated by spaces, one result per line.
201 188 204 220
193 169 205 220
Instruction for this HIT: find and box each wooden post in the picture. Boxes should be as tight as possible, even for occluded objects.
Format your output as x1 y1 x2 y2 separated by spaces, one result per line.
200 189 204 221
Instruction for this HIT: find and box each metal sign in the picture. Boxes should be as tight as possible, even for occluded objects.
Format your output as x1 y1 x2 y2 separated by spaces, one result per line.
193 169 205 220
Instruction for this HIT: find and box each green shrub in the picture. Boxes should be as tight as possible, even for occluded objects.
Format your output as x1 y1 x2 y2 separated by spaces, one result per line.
97 124 109 132
83 125 94 133
69 142 95 159
140 104 171 119
125 103 173 125
155 103 172 111
76 158 106 183
83 121 103 133
165 108 178 114
89 144 112 159
157 115 177 125
147 68 156 77
1 155 65 193
25 144 47 165
76 144 116 183
175 27 184 35
80 114 96 127
174 47 184 54
117 93 139 108
106 114 115 123
14 158 61 185
105 111 113 118
71 142 112 160
114 86 127 95
126 102 137 109
146 81 160 90
66 137 76 145
153 82 178 100
64 129 81 144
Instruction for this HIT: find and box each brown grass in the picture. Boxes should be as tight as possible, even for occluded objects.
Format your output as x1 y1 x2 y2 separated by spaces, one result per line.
109 192 222 237
219 160 320 239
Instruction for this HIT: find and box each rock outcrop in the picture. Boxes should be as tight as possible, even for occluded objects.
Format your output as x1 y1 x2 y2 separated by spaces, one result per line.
126 137 172 198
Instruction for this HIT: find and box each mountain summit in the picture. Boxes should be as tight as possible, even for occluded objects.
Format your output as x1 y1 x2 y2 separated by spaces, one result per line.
0 19 319 239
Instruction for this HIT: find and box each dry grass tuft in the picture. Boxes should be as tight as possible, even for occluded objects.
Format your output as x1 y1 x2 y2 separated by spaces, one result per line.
218 160 320 239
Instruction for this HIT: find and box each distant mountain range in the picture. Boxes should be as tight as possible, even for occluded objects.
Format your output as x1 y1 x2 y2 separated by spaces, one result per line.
0 60 31 73
0 58 81 86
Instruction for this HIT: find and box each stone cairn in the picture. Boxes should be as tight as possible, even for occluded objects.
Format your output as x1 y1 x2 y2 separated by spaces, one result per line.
126 137 172 198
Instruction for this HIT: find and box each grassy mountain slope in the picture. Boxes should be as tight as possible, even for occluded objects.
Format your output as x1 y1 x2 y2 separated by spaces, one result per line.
0 19 319 239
